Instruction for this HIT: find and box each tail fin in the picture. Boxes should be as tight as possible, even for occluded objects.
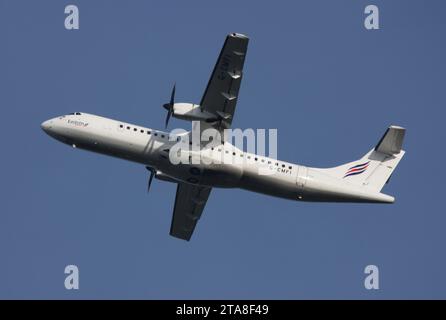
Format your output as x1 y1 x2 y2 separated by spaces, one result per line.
319 126 406 192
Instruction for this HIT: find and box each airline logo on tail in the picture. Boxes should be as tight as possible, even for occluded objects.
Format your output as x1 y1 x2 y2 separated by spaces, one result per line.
344 161 370 178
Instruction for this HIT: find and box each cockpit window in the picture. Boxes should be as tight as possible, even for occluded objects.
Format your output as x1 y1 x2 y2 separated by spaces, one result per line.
69 112 82 115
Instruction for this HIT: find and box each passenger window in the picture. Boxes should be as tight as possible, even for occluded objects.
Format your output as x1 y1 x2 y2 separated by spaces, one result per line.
127 126 130 130
140 129 144 133
119 124 123 128
134 128 137 132
147 131 151 135
282 164 285 168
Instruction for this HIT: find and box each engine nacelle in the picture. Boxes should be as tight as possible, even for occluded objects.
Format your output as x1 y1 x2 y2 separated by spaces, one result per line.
172 103 218 122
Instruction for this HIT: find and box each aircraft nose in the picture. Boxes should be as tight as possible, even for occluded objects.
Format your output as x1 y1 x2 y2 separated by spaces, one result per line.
41 120 53 132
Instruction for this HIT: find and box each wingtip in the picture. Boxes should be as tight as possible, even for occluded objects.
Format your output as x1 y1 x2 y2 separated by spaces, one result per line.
389 125 405 130
229 32 249 39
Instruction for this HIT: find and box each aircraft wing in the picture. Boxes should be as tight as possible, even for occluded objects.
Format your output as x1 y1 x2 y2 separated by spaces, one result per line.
199 33 249 132
169 183 212 241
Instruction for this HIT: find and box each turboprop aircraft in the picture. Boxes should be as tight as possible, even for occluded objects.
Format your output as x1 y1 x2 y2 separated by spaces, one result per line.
41 33 406 241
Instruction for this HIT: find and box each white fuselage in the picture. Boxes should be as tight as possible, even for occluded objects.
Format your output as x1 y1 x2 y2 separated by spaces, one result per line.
41 113 394 203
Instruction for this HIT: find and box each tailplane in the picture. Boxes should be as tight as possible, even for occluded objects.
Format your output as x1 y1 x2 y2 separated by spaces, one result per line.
319 126 406 192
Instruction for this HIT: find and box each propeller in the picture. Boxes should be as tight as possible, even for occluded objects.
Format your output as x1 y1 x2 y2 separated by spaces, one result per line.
163 83 176 128
146 166 156 193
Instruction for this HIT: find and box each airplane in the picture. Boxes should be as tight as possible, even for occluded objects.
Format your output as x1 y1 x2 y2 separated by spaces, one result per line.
41 33 406 241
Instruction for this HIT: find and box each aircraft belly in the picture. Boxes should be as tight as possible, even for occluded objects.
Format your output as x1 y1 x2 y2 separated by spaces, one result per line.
71 128 160 165
239 169 298 200
160 162 243 188
201 163 243 187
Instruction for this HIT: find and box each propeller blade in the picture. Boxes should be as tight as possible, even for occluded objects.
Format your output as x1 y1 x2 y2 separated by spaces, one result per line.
146 167 155 193
164 83 176 128
170 83 176 105
165 109 172 128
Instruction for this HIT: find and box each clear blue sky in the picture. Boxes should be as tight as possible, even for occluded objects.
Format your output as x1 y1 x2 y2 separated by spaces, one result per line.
1 0 445 299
